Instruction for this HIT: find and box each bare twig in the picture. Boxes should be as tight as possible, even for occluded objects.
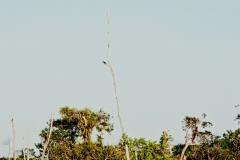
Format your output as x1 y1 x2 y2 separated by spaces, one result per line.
103 10 130 160
42 114 54 160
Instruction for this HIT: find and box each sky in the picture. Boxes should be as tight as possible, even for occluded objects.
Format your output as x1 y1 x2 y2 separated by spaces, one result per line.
0 0 240 156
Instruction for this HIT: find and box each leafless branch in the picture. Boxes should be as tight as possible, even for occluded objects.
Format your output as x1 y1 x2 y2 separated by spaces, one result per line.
103 9 130 160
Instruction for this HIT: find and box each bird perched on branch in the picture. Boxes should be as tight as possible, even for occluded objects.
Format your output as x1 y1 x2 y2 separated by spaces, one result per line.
102 61 106 65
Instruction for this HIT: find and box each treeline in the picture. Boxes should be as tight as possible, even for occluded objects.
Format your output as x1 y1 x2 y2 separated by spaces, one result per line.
2 106 240 160
34 106 174 159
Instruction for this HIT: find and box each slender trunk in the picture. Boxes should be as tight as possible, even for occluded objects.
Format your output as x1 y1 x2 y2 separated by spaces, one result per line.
180 131 189 160
8 141 10 160
105 10 130 160
42 114 54 160
23 147 26 160
180 143 188 160
27 136 29 160
11 119 16 160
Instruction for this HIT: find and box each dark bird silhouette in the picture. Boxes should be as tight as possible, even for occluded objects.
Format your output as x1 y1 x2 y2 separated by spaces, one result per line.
202 113 207 118
235 105 239 107
102 61 106 65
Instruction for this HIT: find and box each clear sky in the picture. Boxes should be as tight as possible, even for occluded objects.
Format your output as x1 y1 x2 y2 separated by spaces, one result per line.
0 0 240 156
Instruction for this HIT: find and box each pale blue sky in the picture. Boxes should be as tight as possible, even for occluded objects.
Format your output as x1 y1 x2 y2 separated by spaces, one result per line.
1 1 240 156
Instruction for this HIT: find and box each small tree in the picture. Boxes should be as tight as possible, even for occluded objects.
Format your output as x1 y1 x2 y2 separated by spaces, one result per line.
180 114 213 160
159 131 174 157
36 107 114 159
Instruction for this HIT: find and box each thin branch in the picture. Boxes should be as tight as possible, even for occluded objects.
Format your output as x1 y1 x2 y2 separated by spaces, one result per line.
106 9 125 135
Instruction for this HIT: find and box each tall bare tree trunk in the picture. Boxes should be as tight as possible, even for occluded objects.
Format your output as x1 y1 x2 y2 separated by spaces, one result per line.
104 10 130 160
11 119 16 160
42 114 54 160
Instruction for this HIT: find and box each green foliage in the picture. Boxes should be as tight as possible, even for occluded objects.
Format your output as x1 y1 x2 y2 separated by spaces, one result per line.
35 106 240 159
173 128 240 159
222 128 240 158
72 142 125 160
118 131 174 160
159 131 174 156
0 159 40 160
36 107 175 159
35 106 114 158
172 144 187 157
182 115 213 144
55 106 114 142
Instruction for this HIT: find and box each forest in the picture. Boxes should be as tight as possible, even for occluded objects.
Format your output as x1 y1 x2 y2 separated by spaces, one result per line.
1 106 240 160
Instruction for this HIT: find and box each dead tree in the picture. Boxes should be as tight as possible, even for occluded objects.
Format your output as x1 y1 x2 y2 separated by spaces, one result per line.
180 114 213 160
103 10 130 160
11 119 16 160
42 114 54 160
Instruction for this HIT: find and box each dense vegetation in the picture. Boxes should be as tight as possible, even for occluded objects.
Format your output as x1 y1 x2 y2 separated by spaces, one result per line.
34 106 174 159
2 106 240 160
